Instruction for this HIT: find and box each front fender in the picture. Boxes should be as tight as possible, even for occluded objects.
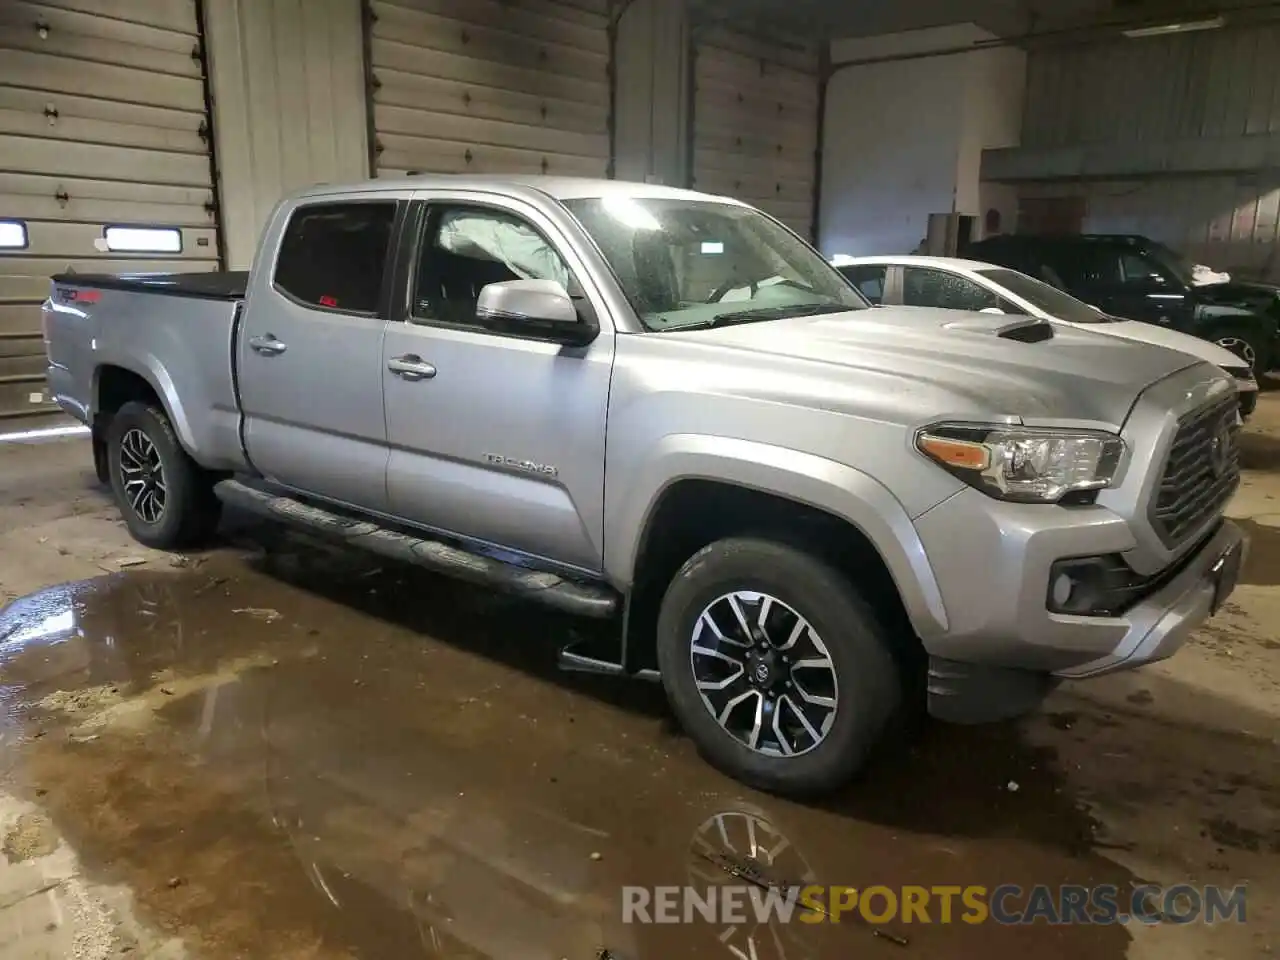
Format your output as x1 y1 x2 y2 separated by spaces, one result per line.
605 434 951 640
1192 305 1275 338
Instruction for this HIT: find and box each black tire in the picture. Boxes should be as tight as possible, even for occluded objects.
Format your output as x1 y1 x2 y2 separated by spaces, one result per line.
656 537 902 798
106 401 221 549
1210 327 1268 377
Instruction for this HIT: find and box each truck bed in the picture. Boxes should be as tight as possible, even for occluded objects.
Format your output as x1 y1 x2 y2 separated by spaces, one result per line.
43 272 250 472
51 271 249 301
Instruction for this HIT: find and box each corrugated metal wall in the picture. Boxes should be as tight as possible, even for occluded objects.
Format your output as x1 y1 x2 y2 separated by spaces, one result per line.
367 0 612 179
0 0 218 423
203 0 369 270
1022 26 1280 147
691 27 820 238
1015 26 1280 278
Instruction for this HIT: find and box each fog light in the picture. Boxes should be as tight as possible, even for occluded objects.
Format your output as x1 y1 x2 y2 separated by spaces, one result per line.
1051 572 1075 608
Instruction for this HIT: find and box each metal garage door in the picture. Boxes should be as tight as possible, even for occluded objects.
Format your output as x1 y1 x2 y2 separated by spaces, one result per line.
692 27 819 238
367 0 611 179
0 0 219 424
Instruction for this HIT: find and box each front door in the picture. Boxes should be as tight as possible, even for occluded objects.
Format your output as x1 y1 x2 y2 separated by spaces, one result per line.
1104 249 1196 327
381 194 614 574
238 198 400 512
1058 246 1193 326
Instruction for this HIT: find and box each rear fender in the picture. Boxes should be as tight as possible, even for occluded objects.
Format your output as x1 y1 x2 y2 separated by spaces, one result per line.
91 356 197 455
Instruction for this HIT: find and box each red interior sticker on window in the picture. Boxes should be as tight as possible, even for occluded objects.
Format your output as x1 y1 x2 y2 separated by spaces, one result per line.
318 295 338 307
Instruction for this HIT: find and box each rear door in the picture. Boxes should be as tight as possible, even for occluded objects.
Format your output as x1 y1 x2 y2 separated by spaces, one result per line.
237 197 400 512
381 191 614 573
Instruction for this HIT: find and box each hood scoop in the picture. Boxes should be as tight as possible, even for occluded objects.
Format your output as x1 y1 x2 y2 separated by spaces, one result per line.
941 315 1054 342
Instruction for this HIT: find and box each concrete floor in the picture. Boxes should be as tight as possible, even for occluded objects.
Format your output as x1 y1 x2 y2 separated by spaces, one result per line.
0 393 1277 960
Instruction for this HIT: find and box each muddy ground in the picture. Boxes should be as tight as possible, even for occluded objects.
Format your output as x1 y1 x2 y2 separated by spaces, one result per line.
0 391 1278 960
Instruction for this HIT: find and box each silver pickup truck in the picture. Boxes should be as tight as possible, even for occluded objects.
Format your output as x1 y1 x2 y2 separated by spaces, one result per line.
43 176 1246 797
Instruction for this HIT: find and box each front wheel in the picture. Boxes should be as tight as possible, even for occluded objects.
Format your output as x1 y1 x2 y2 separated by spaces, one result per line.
106 401 222 549
656 537 903 797
1212 328 1267 377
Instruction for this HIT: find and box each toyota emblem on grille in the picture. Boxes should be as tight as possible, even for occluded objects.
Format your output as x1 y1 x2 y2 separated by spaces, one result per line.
1209 423 1232 477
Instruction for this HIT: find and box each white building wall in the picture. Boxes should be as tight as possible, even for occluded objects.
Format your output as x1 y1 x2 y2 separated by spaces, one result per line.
819 24 1024 256
613 0 689 186
203 0 369 270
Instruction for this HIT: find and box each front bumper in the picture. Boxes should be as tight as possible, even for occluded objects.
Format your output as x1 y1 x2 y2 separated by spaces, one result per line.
1239 388 1257 418
912 487 1245 678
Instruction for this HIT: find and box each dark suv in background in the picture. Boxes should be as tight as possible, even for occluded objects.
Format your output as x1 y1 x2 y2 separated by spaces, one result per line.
964 233 1279 376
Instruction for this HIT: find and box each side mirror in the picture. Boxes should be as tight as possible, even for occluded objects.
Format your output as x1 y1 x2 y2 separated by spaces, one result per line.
979 306 1005 315
475 279 598 346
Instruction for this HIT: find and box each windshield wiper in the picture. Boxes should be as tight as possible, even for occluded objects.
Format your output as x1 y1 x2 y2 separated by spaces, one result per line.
711 303 851 324
656 302 851 333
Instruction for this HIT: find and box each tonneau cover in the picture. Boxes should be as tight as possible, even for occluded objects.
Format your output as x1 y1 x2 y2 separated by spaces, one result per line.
50 271 248 301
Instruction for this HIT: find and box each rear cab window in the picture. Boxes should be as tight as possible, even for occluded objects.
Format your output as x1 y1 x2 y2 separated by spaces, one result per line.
273 202 398 315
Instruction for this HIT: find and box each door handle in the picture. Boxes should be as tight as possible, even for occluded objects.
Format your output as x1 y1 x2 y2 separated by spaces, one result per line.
248 334 287 356
388 354 437 381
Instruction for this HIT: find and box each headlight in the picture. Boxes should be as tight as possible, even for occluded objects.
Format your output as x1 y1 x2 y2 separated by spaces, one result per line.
915 423 1125 503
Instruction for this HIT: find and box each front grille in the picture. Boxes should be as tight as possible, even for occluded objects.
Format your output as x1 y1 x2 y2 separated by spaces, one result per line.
1149 395 1240 547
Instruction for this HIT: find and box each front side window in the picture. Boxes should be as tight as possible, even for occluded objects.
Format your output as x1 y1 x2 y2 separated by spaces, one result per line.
1140 240 1195 286
1119 252 1169 286
273 202 396 315
412 205 576 327
838 264 887 304
562 196 866 331
901 267 999 311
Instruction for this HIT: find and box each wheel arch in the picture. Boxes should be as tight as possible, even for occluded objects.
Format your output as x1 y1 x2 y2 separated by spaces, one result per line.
611 437 950 671
92 361 198 456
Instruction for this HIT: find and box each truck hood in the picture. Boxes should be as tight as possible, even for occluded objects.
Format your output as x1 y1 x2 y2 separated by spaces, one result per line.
683 306 1206 426
1067 317 1254 381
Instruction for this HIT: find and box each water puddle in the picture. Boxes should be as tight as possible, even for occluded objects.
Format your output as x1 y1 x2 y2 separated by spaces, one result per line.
0 547 1136 959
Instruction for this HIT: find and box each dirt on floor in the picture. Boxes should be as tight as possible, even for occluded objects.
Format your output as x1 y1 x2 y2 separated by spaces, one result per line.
0 391 1278 960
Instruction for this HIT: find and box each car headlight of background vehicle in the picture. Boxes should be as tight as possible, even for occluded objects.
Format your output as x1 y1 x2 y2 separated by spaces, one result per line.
915 423 1125 503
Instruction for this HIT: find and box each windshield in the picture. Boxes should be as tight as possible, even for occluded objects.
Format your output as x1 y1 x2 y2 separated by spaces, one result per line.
976 267 1115 323
561 196 867 331
1139 240 1195 287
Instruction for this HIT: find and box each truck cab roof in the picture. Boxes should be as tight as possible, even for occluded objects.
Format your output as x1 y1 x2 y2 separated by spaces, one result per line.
287 174 745 206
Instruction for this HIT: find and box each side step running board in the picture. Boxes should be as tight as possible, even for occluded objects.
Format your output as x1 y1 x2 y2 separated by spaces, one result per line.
213 479 619 619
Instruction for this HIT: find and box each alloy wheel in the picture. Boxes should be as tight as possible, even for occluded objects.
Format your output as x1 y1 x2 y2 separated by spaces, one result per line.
1215 336 1257 371
690 591 839 758
119 427 167 524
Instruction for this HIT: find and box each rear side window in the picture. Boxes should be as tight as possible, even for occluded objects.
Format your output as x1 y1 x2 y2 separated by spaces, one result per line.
273 202 397 315
902 267 999 311
839 264 887 304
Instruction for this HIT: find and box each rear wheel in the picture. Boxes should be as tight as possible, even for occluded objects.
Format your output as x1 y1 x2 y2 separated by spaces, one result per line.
656 537 902 797
106 401 221 549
